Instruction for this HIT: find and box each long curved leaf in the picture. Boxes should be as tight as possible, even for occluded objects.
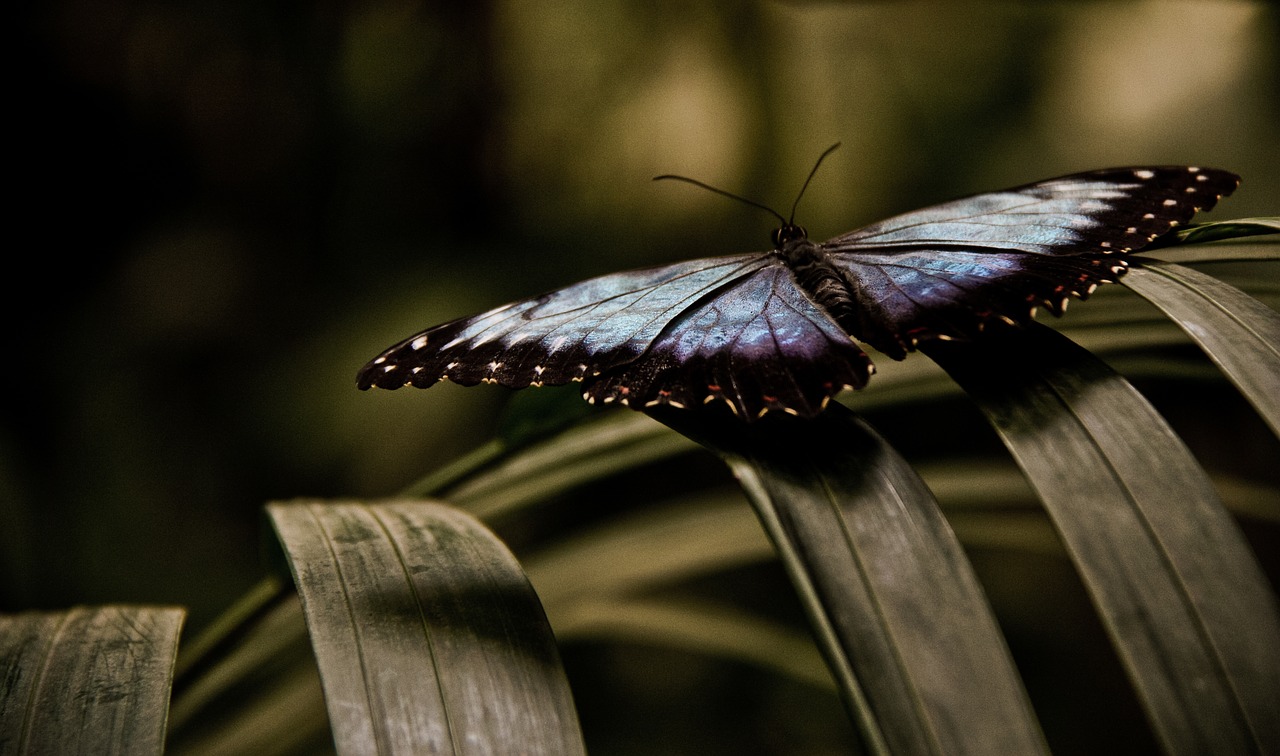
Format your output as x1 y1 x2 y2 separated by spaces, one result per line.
1148 217 1279 248
927 323 1280 754
435 414 697 519
0 606 184 756
649 405 1046 756
1124 261 1280 436
267 500 584 755
166 589 329 756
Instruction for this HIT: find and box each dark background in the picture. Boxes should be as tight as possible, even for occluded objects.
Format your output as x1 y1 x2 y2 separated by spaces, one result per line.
8 0 1278 637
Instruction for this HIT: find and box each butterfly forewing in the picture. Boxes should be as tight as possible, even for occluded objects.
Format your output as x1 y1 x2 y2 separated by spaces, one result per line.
828 167 1238 254
822 166 1239 357
358 254 770 391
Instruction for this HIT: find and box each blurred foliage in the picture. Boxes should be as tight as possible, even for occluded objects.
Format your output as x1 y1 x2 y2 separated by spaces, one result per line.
6 1 1278 752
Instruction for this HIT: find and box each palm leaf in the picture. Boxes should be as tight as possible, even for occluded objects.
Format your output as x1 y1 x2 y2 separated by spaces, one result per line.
650 405 1046 755
926 322 1280 753
0 606 184 756
265 500 585 755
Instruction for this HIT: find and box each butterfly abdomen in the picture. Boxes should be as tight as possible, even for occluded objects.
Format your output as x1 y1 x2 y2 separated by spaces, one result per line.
781 238 864 338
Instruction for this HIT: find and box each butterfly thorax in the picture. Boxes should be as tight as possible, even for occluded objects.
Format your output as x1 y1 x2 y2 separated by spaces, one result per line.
777 235 860 331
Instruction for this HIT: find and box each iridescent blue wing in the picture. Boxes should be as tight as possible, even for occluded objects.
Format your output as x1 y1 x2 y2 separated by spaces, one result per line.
823 166 1239 358
587 264 873 418
359 255 873 418
358 254 769 391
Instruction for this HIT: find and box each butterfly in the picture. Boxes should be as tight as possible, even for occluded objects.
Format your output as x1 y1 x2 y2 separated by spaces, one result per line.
358 157 1238 420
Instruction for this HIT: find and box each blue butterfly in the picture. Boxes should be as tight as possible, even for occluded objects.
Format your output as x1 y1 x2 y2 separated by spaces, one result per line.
358 160 1237 420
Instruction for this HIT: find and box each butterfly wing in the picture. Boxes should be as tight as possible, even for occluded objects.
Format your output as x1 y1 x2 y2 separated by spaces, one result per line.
586 263 873 418
823 166 1239 358
358 254 771 391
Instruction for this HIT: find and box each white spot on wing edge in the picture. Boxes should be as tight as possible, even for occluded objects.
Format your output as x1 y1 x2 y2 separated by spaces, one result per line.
411 336 428 350
1162 199 1178 206
373 356 387 364
1134 169 1156 179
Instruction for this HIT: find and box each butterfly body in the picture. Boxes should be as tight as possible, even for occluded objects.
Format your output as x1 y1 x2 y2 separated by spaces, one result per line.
360 166 1239 420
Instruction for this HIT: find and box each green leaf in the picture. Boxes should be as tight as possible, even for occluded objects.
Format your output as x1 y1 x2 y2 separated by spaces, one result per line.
438 412 697 520
398 388 612 498
266 500 585 755
1149 217 1279 248
519 489 836 684
0 606 184 756
166 587 329 756
1123 261 1280 436
648 405 1046 756
926 323 1280 754
550 596 835 691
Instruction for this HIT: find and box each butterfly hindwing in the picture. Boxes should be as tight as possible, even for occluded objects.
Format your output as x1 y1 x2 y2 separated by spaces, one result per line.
823 166 1239 357
586 263 873 418
827 247 1131 358
358 254 770 391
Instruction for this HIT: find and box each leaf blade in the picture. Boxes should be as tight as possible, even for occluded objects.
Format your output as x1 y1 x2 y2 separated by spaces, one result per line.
1124 261 1280 436
927 324 1280 753
0 606 184 756
649 405 1046 756
1151 217 1280 247
267 500 584 756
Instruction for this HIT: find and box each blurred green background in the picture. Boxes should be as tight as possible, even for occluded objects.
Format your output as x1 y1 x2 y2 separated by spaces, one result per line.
8 0 1277 677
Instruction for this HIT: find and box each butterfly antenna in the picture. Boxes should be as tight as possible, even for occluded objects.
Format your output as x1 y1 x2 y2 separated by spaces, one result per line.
652 174 786 226
788 142 840 224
